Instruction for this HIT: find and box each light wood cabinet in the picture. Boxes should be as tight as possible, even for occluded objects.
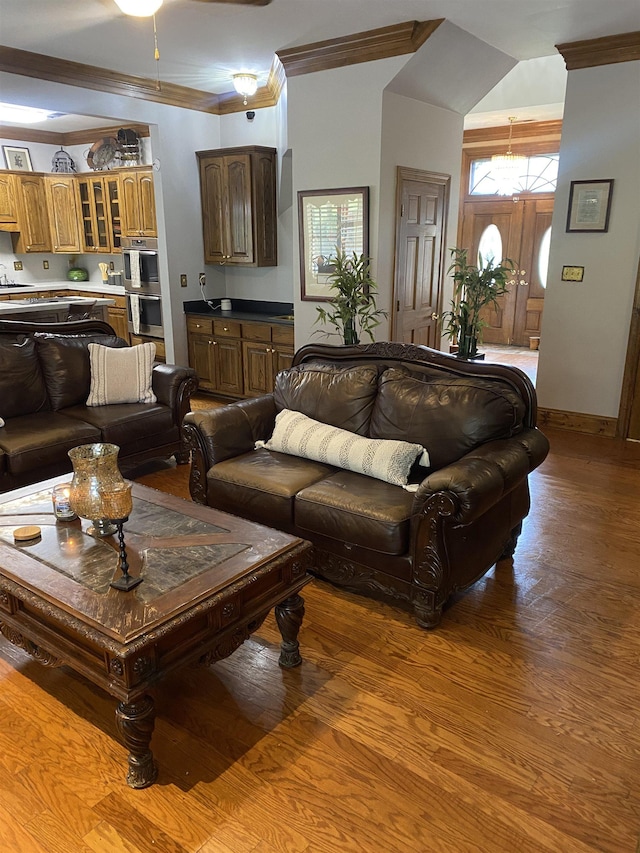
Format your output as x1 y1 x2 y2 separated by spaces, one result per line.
121 169 157 237
77 174 122 253
130 333 165 363
196 146 277 267
9 174 51 253
0 173 17 224
104 293 129 342
186 313 293 399
45 176 82 253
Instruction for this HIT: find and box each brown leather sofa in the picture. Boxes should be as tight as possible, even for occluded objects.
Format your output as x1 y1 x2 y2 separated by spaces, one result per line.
0 317 198 492
183 341 549 628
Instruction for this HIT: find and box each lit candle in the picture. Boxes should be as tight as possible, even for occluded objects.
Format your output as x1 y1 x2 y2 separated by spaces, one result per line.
52 483 77 521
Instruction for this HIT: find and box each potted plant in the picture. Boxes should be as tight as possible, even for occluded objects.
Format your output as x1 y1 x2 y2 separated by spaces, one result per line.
314 250 387 345
442 247 515 359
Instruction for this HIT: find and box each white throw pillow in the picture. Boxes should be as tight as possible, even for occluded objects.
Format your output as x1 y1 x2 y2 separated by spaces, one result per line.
256 408 430 488
86 342 157 406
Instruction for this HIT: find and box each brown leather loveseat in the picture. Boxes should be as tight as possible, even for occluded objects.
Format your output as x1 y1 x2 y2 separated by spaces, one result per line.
184 342 549 628
0 318 198 492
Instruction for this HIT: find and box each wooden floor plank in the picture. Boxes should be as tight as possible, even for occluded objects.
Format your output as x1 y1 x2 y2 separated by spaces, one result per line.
0 425 639 851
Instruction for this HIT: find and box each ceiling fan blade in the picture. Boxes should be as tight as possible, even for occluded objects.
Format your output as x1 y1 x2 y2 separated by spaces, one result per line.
192 0 273 5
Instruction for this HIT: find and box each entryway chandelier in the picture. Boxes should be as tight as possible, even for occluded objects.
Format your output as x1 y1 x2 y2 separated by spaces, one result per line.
491 117 526 195
233 73 258 105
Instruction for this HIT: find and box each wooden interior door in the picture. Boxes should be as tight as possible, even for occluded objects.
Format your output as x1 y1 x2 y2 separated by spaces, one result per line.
392 168 449 347
460 195 553 346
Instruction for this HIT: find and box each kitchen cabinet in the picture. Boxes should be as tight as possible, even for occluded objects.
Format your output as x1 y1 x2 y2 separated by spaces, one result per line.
196 146 277 267
121 169 157 237
130 333 165 363
45 176 82 253
0 173 17 224
186 316 243 396
9 174 51 253
77 174 122 253
77 290 130 343
186 314 293 399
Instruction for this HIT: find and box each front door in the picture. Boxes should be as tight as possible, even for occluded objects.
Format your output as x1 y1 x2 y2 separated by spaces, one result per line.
460 195 553 346
392 168 449 347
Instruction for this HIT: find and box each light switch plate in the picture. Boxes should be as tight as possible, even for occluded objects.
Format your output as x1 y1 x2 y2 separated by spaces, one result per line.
562 265 584 282
180 274 187 287
14 261 23 271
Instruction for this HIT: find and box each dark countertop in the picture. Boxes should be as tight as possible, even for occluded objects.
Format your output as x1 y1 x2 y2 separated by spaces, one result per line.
183 298 294 325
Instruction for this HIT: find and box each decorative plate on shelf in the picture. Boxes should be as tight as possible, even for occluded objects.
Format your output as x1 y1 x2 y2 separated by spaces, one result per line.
86 137 122 171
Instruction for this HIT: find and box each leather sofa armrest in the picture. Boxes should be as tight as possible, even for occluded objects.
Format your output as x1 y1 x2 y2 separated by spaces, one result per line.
152 363 198 411
412 428 549 525
183 395 277 504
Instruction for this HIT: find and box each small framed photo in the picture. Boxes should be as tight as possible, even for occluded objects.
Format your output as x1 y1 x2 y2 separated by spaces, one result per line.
298 186 369 301
3 146 33 172
566 179 613 233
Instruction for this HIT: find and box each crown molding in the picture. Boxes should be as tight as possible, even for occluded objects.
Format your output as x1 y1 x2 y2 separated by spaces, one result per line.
556 30 640 70
0 45 221 113
0 122 151 146
463 120 563 147
277 19 443 77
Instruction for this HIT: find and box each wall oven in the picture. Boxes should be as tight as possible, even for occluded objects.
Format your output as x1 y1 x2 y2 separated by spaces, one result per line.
122 236 160 290
126 292 163 339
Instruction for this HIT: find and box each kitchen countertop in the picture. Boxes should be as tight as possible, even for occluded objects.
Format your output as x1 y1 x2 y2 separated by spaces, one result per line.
0 281 125 296
183 298 294 326
0 294 115 315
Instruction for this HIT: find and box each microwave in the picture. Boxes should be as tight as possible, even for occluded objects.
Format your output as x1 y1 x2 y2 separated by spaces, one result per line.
122 236 159 291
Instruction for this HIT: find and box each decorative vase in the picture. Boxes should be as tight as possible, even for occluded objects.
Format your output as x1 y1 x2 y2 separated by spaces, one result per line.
68 443 131 536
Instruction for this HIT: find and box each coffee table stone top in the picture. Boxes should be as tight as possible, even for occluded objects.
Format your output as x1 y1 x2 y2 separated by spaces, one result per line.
0 479 311 645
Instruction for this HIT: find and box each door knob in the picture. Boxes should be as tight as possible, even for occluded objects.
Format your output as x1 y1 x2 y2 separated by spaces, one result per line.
431 312 439 321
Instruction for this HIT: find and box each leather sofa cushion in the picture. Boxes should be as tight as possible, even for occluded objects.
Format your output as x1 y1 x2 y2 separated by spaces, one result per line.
206 448 336 529
0 338 49 419
370 368 526 471
274 363 379 435
295 470 414 555
0 412 100 475
63 402 175 447
35 334 128 411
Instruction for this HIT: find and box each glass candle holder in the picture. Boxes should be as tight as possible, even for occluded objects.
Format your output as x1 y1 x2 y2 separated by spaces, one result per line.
68 443 127 536
52 483 77 521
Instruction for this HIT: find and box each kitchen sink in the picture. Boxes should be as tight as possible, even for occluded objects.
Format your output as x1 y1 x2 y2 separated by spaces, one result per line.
0 283 30 288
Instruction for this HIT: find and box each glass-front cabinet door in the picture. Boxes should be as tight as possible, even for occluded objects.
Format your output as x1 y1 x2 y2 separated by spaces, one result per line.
77 175 121 253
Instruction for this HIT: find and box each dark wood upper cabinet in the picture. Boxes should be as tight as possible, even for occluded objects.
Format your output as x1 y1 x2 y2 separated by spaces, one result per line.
196 146 277 267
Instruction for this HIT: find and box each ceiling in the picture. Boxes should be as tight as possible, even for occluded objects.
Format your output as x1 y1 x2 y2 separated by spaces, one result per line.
1 0 639 131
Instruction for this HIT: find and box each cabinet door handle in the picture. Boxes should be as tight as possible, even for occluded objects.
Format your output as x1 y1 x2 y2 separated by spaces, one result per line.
223 326 229 331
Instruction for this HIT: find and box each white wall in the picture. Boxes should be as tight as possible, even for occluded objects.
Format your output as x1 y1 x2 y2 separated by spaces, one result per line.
536 60 640 418
379 92 464 342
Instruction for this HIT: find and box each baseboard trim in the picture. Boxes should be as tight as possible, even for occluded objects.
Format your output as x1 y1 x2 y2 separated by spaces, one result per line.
537 407 617 437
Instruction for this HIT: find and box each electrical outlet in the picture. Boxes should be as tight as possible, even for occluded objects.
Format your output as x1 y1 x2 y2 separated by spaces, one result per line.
180 274 187 287
199 273 206 287
14 261 23 271
43 260 49 270
109 261 115 271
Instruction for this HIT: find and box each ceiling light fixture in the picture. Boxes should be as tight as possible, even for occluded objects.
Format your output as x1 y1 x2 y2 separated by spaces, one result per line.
233 73 258 106
491 116 526 195
114 0 163 17
0 103 57 124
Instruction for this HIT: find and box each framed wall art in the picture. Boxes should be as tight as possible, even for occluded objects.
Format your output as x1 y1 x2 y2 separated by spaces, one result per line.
2 146 33 171
298 186 369 301
566 179 614 233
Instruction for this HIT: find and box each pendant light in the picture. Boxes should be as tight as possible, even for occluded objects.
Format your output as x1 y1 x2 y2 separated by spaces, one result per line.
491 117 526 195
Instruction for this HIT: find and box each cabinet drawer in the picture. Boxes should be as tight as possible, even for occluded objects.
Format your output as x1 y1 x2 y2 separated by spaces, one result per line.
241 322 272 342
187 316 214 335
272 324 294 346
214 319 242 338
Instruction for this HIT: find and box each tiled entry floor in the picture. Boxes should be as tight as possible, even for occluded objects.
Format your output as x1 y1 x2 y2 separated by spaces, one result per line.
481 344 538 385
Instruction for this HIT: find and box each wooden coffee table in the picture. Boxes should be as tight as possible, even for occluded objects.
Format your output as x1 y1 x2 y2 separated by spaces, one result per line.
0 478 312 788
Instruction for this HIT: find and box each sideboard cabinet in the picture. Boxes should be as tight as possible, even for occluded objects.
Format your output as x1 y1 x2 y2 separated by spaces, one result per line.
196 146 277 267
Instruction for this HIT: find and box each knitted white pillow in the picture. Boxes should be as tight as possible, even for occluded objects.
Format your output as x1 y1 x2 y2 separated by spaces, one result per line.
86 342 156 406
257 408 429 488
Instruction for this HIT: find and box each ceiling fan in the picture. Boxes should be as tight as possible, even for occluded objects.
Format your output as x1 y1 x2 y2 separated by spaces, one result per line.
114 0 272 16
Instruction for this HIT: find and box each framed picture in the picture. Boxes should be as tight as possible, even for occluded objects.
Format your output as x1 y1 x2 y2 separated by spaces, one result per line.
2 146 33 171
298 186 369 301
566 179 614 233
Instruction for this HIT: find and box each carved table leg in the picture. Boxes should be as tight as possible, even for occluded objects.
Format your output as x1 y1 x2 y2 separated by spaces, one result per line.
275 593 305 668
115 695 158 788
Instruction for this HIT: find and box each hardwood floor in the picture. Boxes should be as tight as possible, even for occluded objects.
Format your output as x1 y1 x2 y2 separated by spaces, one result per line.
1 428 639 852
